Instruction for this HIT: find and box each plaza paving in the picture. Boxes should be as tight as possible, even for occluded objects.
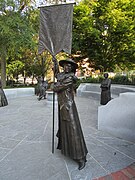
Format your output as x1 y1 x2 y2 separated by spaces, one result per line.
0 95 135 180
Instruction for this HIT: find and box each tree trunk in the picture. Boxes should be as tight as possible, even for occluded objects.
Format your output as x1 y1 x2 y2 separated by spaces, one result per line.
1 55 6 88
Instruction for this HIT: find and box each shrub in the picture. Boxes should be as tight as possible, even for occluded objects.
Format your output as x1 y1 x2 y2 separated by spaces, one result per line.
111 75 131 85
130 75 135 85
76 74 135 88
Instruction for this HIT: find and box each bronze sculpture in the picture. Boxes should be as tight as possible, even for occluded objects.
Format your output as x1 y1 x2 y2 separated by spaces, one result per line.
35 76 42 96
53 59 88 170
100 73 111 105
0 79 8 107
38 78 48 101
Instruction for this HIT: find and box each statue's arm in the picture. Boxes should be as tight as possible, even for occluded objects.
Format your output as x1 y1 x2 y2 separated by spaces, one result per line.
52 57 59 77
106 79 111 88
53 78 73 92
52 65 77 92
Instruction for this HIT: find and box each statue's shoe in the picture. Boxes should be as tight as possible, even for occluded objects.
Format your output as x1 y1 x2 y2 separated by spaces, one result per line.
78 161 86 170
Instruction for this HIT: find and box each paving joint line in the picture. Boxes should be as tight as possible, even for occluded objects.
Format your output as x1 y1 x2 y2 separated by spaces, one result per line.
88 152 110 175
64 159 72 180
89 134 135 161
0 136 27 163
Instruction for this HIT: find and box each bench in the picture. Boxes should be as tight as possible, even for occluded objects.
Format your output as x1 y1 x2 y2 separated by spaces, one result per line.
77 83 135 100
4 88 35 99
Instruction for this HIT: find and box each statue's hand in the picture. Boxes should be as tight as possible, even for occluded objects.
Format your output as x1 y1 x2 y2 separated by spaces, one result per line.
52 57 59 76
53 82 61 92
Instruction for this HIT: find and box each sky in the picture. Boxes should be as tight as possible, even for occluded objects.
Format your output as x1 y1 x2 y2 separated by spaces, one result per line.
37 0 77 7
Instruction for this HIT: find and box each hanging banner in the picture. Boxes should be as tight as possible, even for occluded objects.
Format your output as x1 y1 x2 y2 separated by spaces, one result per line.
38 3 74 56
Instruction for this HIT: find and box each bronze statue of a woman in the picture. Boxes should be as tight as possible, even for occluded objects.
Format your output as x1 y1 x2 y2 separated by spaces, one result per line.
53 59 88 170
100 73 111 105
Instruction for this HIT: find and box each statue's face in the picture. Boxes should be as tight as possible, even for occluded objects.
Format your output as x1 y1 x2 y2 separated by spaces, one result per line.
104 73 108 78
63 63 72 73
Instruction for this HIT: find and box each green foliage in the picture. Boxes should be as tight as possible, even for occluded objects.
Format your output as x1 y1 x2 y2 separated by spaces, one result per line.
72 3 94 55
76 74 135 87
6 60 24 80
0 0 39 86
1 0 135 87
130 75 135 85
72 0 135 72
111 75 131 85
76 76 104 88
0 1 37 52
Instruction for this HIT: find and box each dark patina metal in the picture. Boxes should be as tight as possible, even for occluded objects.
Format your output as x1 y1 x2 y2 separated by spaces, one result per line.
100 73 111 105
53 59 88 170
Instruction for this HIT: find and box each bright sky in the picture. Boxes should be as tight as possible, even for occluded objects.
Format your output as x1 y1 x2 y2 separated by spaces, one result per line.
37 0 77 6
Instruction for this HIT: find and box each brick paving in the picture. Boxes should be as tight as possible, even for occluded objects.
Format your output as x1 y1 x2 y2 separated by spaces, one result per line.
93 163 135 180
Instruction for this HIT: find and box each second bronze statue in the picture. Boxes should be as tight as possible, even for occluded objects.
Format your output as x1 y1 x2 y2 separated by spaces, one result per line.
53 59 88 170
100 73 111 105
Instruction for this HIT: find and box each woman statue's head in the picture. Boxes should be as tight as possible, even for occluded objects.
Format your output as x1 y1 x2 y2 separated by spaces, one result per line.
104 73 109 78
59 59 78 73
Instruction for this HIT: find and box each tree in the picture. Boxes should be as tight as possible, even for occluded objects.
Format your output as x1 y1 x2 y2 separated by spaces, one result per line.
104 0 135 70
6 60 24 82
72 0 135 72
0 0 37 87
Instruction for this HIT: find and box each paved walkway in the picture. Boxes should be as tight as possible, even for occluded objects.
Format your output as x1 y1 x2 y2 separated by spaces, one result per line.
0 95 135 180
93 162 135 180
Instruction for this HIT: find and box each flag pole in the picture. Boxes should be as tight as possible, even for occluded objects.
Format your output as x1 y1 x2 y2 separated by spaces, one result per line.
52 84 55 153
52 56 55 154
52 55 58 153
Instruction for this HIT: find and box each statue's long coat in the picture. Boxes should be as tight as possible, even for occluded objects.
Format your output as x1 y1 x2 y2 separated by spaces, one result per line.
54 72 88 160
100 78 111 105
